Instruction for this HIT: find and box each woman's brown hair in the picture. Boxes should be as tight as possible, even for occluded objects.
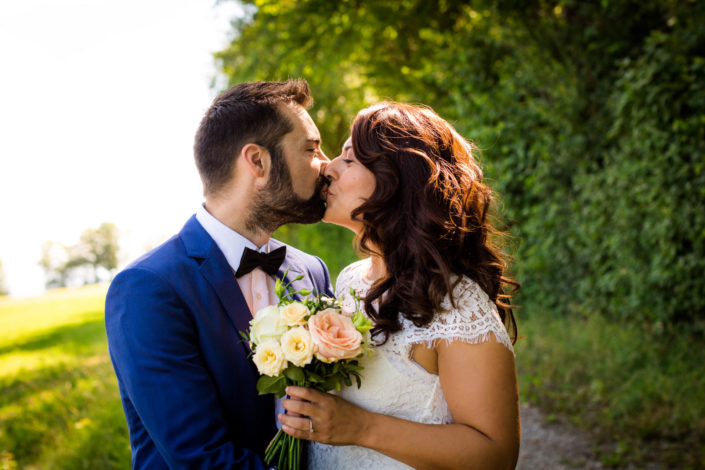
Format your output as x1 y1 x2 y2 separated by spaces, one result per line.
350 102 518 343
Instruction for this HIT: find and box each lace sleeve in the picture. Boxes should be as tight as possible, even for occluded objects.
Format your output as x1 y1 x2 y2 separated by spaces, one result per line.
334 259 371 315
334 262 356 299
404 277 514 353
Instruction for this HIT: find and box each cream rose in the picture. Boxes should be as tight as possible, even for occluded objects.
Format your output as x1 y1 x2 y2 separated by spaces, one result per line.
280 326 314 367
280 302 310 326
308 308 363 361
249 305 287 345
252 340 287 376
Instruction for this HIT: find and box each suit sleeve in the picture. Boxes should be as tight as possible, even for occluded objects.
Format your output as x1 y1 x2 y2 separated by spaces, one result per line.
314 255 335 297
105 267 268 470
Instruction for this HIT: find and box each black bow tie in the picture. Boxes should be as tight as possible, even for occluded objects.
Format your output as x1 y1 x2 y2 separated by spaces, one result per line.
235 246 287 278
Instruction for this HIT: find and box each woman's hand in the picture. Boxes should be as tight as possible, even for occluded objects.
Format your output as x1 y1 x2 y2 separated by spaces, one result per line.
279 386 371 446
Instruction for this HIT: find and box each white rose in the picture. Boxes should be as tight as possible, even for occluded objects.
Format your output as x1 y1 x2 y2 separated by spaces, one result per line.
252 340 287 377
280 327 314 367
250 305 287 345
280 302 310 326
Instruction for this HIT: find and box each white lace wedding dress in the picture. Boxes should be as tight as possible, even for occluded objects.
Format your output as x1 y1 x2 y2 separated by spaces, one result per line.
307 258 514 469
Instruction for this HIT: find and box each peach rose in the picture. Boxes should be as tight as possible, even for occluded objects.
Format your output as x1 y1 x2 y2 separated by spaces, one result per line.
308 308 363 361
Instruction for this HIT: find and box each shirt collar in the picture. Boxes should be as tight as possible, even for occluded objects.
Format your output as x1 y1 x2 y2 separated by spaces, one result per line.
195 204 269 272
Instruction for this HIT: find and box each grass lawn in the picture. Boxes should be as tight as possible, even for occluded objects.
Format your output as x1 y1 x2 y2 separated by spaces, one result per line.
0 285 130 469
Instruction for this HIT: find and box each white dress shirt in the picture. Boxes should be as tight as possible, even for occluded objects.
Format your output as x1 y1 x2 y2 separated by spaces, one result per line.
195 203 279 315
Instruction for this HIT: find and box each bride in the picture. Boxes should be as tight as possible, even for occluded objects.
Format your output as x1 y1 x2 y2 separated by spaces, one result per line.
279 101 521 469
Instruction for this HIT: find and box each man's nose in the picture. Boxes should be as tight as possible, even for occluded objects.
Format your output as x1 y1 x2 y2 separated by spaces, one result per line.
317 150 330 175
318 149 330 163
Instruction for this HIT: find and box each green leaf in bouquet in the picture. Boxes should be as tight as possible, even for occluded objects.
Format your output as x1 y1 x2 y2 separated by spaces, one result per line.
283 365 305 383
295 274 304 281
257 375 287 396
346 363 363 372
313 361 328 377
275 279 285 299
352 372 362 388
352 311 373 333
343 376 352 387
321 376 340 392
305 370 324 383
298 288 311 296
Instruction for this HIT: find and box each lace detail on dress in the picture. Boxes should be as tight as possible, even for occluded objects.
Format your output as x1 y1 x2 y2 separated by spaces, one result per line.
335 258 514 352
402 276 514 352
308 258 513 469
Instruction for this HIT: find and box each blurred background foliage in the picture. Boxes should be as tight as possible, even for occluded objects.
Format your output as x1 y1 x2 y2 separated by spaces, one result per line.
39 223 120 289
214 0 705 465
217 0 704 330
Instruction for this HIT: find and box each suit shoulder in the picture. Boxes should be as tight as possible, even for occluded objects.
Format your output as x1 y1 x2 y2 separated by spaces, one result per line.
277 241 314 260
122 234 186 274
273 239 327 270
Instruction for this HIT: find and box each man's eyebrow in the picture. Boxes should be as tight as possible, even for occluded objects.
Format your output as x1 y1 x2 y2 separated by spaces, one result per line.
306 138 321 145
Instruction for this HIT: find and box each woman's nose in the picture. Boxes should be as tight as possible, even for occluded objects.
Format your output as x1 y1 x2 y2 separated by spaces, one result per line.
323 156 340 179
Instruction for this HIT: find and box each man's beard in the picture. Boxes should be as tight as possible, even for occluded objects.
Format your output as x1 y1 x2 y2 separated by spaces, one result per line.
246 146 328 235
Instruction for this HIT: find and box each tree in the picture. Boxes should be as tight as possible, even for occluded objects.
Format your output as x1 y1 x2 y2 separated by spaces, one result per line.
78 223 120 284
39 223 120 288
0 258 8 296
40 241 72 288
216 0 705 328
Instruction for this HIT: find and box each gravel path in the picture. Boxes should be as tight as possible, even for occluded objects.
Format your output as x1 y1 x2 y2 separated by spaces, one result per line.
517 404 605 470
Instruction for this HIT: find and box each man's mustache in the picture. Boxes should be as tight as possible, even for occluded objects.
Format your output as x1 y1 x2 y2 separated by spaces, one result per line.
316 174 330 201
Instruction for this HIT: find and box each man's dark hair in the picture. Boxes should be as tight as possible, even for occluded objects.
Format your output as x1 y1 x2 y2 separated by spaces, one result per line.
194 79 313 195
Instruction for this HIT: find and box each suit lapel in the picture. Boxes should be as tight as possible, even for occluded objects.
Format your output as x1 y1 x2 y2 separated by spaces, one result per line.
180 216 252 336
274 240 312 302
199 254 252 335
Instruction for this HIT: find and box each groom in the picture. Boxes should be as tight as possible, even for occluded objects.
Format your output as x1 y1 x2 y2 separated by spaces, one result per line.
105 80 332 469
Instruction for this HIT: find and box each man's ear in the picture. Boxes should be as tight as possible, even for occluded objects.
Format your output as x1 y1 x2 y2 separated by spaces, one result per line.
240 143 271 179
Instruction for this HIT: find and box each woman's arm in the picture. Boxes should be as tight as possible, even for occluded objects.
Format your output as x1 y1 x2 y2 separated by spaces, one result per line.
280 336 520 470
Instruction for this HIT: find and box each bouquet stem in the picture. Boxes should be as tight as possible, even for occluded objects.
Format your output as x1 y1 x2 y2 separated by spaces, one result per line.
265 429 302 470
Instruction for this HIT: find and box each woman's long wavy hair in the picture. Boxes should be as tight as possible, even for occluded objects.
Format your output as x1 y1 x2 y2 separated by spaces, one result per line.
350 102 519 344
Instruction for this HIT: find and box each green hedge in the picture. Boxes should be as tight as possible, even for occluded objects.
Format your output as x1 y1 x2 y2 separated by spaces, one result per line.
218 0 705 330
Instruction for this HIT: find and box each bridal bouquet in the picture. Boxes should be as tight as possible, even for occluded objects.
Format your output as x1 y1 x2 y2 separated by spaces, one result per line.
242 271 373 470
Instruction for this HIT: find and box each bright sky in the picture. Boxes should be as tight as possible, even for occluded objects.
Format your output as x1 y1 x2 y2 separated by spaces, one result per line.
0 0 244 296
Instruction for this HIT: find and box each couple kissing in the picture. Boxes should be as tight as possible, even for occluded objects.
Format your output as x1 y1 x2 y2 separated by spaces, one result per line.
106 79 520 470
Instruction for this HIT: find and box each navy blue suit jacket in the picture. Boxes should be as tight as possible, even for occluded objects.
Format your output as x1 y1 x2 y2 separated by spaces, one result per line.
105 216 333 469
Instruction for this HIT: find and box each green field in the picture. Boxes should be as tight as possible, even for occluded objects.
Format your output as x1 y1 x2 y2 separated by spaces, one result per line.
0 286 130 469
